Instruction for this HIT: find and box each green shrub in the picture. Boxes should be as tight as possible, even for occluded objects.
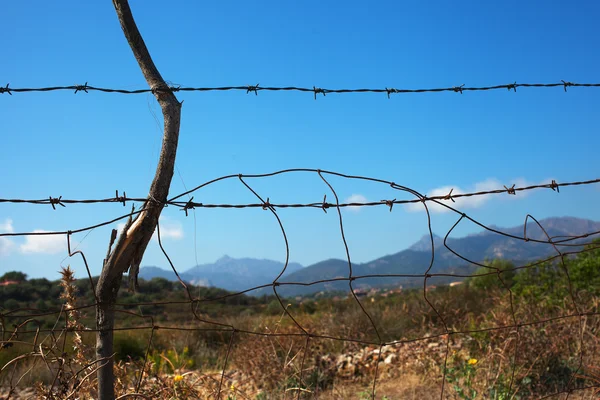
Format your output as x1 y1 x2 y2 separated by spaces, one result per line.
113 332 147 361
467 259 515 291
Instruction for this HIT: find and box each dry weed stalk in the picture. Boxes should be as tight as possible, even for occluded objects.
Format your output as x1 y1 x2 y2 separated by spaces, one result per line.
59 266 89 368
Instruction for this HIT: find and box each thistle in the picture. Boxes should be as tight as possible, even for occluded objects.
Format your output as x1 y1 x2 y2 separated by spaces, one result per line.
59 266 88 367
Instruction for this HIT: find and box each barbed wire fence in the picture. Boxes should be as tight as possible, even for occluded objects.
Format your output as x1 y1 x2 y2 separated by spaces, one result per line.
1 80 599 97
1 83 600 399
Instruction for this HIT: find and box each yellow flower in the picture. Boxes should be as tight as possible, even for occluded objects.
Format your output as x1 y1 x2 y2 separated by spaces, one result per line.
173 374 184 383
468 358 478 365
230 383 236 392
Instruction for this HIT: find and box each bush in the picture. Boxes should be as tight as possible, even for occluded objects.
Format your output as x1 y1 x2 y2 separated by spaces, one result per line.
3 298 19 310
113 332 147 361
467 259 515 291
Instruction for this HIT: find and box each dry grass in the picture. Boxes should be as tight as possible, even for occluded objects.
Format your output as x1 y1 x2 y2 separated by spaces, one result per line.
3 273 600 399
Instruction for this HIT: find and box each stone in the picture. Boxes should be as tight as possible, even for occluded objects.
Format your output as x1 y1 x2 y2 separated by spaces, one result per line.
384 354 397 364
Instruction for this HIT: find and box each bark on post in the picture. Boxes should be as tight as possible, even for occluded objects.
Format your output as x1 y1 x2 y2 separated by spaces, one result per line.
96 1 182 399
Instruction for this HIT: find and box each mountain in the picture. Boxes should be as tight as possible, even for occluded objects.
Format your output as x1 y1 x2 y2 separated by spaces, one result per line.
442 216 600 262
139 256 303 292
139 217 600 297
408 233 443 252
137 266 182 281
270 217 600 297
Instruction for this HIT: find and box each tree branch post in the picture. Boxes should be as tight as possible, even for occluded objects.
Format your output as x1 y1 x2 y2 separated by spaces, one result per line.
96 1 182 399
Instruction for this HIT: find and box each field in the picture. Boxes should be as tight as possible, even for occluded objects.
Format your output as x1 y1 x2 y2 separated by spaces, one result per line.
2 243 600 399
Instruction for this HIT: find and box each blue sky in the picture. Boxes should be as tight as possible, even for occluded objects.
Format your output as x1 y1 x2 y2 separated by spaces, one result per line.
1 1 599 280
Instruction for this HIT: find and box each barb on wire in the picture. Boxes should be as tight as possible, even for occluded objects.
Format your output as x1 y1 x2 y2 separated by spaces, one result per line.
74 82 88 94
181 196 195 216
382 198 396 212
49 196 65 210
453 84 465 94
246 83 259 95
0 83 11 95
115 190 127 206
504 184 516 195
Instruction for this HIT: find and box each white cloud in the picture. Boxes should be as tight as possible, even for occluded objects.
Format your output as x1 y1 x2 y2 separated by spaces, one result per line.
0 218 15 256
153 217 184 241
0 239 14 256
20 231 66 254
405 178 536 214
0 218 14 233
344 194 368 212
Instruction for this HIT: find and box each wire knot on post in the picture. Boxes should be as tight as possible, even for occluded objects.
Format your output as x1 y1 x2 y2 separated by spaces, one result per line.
0 83 11 95
313 86 326 100
49 196 65 210
182 197 195 216
74 82 88 94
247 84 259 95
504 184 516 195
147 194 163 206
169 85 181 93
550 180 560 193
561 80 572 92
453 84 465 94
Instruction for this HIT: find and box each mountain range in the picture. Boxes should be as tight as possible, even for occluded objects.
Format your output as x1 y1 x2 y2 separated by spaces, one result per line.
140 255 303 292
139 217 600 297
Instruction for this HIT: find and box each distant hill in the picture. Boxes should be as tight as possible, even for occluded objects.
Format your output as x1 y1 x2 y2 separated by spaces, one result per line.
138 266 182 281
140 217 600 297
139 256 303 292
408 233 444 252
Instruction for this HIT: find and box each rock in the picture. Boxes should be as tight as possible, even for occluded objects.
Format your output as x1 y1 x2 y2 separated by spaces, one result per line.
384 354 397 364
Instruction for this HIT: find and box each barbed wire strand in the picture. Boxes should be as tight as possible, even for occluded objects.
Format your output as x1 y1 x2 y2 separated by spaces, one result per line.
1 81 599 97
1 174 598 210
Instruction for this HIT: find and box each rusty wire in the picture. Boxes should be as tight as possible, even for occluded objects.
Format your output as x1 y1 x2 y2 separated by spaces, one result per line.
2 169 600 399
1 81 599 98
1 174 598 234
